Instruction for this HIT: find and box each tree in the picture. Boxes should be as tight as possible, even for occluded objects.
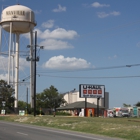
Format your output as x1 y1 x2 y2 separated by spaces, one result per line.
0 80 15 109
123 103 131 107
36 85 66 109
18 100 28 109
135 102 140 107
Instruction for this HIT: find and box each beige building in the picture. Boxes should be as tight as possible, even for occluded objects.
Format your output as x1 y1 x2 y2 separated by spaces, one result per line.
63 90 109 109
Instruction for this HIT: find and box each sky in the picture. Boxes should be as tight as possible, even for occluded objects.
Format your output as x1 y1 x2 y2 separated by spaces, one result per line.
0 0 140 108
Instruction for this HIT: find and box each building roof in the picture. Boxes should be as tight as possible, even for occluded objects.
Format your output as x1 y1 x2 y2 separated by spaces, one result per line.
57 101 104 110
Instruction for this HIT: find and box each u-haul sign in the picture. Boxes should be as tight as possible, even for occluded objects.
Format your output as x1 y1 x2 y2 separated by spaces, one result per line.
79 84 105 98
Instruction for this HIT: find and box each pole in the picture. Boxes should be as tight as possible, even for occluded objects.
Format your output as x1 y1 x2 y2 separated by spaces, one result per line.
0 26 2 53
12 34 15 85
34 31 37 117
85 98 87 117
27 87 28 115
104 87 106 109
30 30 34 108
8 22 12 85
97 97 100 117
14 33 19 112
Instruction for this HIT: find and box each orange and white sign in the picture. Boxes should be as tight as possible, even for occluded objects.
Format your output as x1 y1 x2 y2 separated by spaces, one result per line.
79 84 105 98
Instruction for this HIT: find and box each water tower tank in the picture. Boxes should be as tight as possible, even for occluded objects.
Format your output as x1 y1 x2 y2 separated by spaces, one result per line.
0 4 36 33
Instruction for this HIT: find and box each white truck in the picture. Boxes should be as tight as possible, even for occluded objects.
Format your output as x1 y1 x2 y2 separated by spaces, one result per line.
113 107 130 117
119 108 129 117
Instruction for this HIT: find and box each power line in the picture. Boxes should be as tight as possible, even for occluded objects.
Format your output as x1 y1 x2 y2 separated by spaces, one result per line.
38 74 140 79
37 63 140 74
20 63 140 81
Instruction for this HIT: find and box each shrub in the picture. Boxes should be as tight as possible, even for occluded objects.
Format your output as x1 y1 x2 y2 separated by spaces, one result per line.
56 111 71 116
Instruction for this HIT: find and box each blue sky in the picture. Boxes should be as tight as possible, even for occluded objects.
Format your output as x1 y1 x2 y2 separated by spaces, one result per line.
0 0 140 108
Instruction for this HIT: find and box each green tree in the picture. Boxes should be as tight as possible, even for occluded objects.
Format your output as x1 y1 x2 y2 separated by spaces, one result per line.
135 102 140 107
0 80 15 109
123 103 131 107
36 85 66 109
18 100 27 109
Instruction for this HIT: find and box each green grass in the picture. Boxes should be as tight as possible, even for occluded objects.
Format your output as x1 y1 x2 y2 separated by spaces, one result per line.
0 115 140 140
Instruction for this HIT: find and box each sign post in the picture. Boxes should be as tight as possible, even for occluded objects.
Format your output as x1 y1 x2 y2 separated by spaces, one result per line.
85 98 87 117
97 97 100 117
1 101 6 115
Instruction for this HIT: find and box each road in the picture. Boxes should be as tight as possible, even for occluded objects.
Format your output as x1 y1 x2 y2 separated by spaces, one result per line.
0 121 123 140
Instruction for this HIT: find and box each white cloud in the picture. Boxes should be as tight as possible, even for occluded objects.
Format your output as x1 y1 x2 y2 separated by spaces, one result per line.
0 56 29 82
41 20 54 29
36 28 78 40
53 4 66 12
82 3 89 8
0 56 29 71
91 2 110 8
97 12 109 18
110 11 121 16
136 42 140 47
0 74 8 81
40 39 74 50
34 10 42 14
108 55 117 59
97 11 120 18
43 55 91 70
23 28 78 50
0 56 8 71
19 58 30 70
114 55 117 58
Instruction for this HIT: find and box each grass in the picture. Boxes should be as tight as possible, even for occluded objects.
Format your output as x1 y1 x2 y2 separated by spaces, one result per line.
0 115 140 140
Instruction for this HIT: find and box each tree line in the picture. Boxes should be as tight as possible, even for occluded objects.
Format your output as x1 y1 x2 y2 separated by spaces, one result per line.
0 80 66 114
123 102 140 107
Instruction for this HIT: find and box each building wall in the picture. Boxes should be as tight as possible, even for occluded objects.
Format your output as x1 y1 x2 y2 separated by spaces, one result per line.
99 92 109 109
63 91 109 109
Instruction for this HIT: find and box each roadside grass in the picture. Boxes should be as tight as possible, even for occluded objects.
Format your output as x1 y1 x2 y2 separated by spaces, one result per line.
0 115 140 140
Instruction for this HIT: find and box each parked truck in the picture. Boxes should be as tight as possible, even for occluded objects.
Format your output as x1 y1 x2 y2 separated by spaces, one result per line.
113 107 129 117
118 108 129 117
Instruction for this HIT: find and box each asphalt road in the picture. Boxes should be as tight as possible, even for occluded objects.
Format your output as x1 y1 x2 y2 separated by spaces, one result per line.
0 121 123 140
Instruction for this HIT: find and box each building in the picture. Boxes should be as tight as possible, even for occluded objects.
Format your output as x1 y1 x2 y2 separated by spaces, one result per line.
57 90 109 117
63 90 109 109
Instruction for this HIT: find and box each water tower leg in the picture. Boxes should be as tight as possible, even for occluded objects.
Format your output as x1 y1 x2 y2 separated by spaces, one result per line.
12 34 15 85
0 26 2 52
14 33 19 113
30 30 34 108
8 22 12 85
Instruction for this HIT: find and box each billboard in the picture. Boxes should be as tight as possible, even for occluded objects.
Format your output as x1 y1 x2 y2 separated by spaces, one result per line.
79 84 105 98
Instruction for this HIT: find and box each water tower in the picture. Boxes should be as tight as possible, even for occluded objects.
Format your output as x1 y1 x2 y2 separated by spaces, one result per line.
0 4 36 111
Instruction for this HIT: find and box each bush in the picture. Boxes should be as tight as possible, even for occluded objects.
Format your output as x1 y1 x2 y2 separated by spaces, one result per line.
55 111 71 116
29 108 45 115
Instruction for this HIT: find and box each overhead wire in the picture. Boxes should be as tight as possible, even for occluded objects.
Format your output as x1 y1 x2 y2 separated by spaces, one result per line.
37 74 140 79
37 63 140 73
35 63 140 79
1 19 140 81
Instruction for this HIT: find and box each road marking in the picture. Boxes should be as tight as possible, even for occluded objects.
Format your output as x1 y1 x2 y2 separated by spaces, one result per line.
17 132 28 136
0 121 108 140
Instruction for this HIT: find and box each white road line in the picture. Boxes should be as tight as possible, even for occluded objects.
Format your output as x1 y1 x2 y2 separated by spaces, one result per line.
0 122 106 140
17 132 28 136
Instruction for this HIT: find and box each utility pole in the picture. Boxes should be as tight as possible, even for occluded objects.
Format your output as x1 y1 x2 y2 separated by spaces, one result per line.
34 31 37 117
26 31 43 117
